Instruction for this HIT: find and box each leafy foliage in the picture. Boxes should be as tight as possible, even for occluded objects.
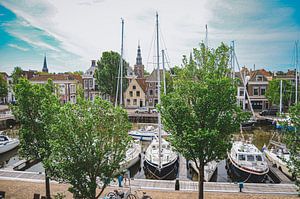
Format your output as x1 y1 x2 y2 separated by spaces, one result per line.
266 79 295 108
159 43 247 199
45 97 131 199
12 67 23 85
285 104 300 193
12 78 60 160
0 73 8 98
95 51 129 103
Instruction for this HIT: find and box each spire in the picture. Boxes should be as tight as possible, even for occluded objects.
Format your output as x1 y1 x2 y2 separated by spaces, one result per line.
42 54 48 73
136 43 142 65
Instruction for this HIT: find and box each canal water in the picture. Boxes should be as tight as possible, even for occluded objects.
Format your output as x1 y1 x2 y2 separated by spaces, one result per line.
0 123 281 182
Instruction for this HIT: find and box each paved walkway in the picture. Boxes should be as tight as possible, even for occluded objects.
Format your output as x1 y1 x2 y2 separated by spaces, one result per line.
0 170 297 195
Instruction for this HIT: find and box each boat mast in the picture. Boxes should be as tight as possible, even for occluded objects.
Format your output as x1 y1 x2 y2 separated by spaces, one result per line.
296 41 299 104
156 12 162 170
280 79 283 115
162 50 166 95
243 69 246 110
205 24 208 47
120 18 124 106
115 19 124 107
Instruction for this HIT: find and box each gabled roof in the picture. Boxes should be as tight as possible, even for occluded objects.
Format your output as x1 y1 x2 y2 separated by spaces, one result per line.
30 74 82 83
249 69 272 81
146 69 164 82
136 78 147 92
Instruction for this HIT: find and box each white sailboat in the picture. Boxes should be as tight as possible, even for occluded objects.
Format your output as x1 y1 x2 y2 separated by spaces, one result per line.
114 19 142 171
128 125 169 141
0 133 20 154
263 140 292 179
120 139 142 170
143 13 179 180
188 160 217 182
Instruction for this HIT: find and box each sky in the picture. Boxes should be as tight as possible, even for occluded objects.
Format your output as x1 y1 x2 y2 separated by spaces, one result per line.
0 0 299 75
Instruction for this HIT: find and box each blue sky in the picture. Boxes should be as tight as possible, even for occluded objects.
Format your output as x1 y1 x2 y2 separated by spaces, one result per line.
0 0 299 75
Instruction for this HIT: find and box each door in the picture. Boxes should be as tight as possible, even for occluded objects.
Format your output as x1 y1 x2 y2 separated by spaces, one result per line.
140 100 143 107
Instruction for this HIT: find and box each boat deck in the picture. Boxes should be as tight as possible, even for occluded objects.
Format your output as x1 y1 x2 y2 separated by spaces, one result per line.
266 159 292 184
0 170 297 195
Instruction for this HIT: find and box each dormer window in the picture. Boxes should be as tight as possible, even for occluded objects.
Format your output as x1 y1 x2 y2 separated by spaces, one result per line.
256 75 263 81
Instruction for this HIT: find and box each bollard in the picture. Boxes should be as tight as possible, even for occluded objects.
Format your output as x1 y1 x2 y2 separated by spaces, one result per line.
238 182 244 192
175 178 180 191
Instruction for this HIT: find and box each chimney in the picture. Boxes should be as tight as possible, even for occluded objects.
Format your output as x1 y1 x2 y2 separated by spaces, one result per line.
91 60 96 67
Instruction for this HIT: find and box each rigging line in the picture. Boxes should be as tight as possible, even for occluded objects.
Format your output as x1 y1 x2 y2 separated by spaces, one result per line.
146 24 157 70
158 25 172 70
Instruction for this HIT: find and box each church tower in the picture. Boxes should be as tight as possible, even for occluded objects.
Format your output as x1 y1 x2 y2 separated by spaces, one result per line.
134 44 144 78
42 55 48 73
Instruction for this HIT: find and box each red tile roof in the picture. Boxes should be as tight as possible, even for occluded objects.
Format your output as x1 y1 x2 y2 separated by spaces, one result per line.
136 78 147 92
30 74 82 83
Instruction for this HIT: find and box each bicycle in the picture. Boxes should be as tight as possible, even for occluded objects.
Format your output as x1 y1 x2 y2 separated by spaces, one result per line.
105 189 125 199
125 187 152 199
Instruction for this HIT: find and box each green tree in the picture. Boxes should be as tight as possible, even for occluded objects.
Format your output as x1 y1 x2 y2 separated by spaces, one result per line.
285 104 300 193
45 97 131 199
11 67 23 85
12 79 60 199
95 51 128 104
0 73 8 99
159 43 247 199
266 79 294 109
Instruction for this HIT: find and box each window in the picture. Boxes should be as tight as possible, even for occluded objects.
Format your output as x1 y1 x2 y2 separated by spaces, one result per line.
156 89 158 94
261 87 266 95
136 91 140 97
149 90 153 95
256 155 262 161
89 79 93 88
256 75 263 81
253 87 259 96
129 91 133 97
59 84 65 95
133 85 136 90
133 99 137 105
129 79 132 83
70 84 76 93
127 99 130 105
247 155 255 161
239 88 245 96
238 154 246 161
84 80 88 89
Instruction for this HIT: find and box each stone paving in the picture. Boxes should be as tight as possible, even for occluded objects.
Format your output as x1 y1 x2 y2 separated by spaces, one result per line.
0 169 297 195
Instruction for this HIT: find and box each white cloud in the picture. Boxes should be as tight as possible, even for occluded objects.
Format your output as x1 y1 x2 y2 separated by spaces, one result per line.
7 43 29 51
1 0 299 73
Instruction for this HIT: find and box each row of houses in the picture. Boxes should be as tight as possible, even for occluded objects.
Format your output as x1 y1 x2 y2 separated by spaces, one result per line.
1 46 298 110
236 66 297 110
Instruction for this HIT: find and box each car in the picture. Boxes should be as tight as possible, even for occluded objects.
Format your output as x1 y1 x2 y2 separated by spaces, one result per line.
259 109 278 116
135 107 148 114
151 109 158 113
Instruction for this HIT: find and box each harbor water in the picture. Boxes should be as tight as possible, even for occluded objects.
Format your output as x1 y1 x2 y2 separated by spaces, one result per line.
0 123 285 183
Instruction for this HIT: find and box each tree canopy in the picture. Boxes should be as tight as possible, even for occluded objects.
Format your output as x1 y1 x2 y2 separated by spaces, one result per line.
12 78 60 199
0 73 8 99
159 43 247 199
95 51 128 103
12 67 23 85
266 79 295 109
45 97 131 199
285 103 300 193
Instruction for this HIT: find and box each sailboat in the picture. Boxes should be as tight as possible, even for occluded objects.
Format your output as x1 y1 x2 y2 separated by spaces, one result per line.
114 19 142 170
143 13 179 180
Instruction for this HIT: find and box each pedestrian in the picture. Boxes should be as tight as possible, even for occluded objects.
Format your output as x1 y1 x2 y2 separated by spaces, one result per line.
118 175 123 187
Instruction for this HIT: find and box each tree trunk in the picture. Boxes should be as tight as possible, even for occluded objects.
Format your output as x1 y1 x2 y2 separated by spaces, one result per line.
198 164 204 199
45 170 51 199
